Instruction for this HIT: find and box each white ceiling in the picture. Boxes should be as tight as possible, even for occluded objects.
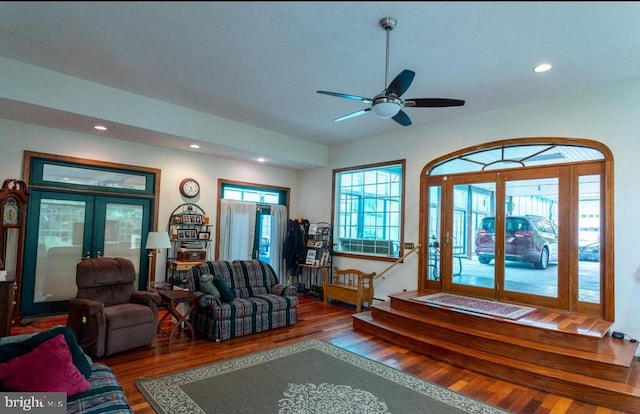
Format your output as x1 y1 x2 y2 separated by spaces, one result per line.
1 2 640 168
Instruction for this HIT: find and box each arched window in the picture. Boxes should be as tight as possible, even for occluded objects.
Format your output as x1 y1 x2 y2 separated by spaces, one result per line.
420 138 613 319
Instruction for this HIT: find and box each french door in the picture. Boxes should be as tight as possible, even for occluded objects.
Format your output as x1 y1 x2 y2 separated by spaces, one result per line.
21 191 151 316
429 167 569 310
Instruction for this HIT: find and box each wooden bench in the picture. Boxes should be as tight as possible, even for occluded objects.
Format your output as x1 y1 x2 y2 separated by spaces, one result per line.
323 267 377 312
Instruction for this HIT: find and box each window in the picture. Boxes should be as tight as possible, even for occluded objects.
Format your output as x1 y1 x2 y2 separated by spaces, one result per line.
221 185 284 205
333 160 405 260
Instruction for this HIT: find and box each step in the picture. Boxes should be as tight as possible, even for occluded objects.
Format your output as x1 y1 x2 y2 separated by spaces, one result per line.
353 311 640 413
389 293 609 353
370 301 636 382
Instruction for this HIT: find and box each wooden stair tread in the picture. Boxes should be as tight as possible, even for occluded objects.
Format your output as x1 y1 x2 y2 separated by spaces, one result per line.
396 290 611 337
354 311 640 396
389 293 609 353
371 301 637 367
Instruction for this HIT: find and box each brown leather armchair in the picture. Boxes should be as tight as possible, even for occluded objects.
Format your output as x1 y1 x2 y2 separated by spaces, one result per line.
67 257 161 357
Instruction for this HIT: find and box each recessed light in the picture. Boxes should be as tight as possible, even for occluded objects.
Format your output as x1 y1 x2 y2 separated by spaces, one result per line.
190 144 200 149
256 157 266 163
533 63 552 73
94 125 107 131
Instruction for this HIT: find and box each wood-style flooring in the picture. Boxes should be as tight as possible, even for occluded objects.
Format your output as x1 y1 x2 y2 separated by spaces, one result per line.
12 296 628 414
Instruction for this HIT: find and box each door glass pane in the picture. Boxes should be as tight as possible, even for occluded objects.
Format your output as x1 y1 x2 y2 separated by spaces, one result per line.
503 178 559 297
42 164 148 191
103 203 143 280
257 212 272 263
427 185 441 281
35 199 86 303
578 175 601 303
458 183 495 288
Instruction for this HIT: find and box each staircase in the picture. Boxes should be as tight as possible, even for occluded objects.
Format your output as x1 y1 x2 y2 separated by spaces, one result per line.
353 290 640 413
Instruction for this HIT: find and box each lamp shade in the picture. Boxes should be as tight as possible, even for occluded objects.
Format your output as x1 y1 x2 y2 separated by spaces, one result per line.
145 231 171 250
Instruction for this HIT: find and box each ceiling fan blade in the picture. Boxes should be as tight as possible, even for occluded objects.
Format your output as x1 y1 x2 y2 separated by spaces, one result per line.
335 108 371 122
405 98 466 108
386 69 415 97
317 91 373 104
392 109 412 127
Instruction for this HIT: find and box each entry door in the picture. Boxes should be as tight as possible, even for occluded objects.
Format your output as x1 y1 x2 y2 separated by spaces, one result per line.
21 191 151 316
439 168 563 309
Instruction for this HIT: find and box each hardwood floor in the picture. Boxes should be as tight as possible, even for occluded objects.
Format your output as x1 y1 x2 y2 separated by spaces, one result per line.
12 296 628 414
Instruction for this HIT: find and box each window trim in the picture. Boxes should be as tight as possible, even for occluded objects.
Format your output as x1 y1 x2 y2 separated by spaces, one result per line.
332 159 406 262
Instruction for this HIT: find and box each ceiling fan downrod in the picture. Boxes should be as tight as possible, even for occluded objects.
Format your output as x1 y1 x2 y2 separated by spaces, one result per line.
379 16 397 90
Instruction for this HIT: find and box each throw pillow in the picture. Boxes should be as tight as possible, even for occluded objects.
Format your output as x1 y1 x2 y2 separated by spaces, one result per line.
0 333 91 396
213 274 236 302
0 326 93 379
200 274 221 299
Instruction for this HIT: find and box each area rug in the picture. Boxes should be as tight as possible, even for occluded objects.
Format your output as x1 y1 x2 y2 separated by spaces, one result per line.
137 339 509 414
413 292 536 320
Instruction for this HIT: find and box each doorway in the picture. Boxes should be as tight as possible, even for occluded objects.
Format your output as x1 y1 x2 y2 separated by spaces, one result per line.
420 139 611 318
218 180 289 276
21 152 159 317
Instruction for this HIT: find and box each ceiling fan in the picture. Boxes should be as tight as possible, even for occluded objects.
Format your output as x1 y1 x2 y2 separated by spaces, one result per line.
317 16 465 127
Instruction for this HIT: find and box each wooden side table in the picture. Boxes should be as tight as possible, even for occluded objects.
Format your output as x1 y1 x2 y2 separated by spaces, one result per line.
166 260 203 288
158 289 197 348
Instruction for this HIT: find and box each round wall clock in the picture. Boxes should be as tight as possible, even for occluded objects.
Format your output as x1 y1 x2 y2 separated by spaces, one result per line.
179 178 200 198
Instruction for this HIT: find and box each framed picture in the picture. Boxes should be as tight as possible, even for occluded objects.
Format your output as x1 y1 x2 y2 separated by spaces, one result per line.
177 230 187 240
194 215 203 225
198 231 210 240
182 214 193 224
188 230 197 239
305 249 317 265
319 251 330 266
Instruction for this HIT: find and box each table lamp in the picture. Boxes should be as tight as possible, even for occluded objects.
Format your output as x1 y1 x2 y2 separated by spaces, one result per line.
145 231 171 291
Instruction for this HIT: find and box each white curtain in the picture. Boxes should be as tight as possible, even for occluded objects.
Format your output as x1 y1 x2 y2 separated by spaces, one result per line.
269 204 287 278
219 200 256 261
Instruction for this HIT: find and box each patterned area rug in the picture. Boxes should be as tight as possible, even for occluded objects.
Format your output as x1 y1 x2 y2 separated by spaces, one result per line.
414 293 536 320
137 339 509 414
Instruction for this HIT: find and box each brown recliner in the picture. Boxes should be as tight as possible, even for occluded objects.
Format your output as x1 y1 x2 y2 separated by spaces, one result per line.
67 257 161 357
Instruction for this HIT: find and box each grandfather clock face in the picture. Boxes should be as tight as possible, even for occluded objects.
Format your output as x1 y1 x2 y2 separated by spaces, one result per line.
2 198 18 226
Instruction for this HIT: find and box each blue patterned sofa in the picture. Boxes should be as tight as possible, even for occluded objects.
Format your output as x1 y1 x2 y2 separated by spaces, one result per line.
68 363 132 414
188 260 298 341
0 326 132 413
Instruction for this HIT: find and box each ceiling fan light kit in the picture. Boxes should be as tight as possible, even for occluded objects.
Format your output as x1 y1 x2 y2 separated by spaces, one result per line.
371 98 402 118
317 16 465 127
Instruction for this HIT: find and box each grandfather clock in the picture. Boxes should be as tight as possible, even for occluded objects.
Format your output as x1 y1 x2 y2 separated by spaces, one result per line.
0 179 29 334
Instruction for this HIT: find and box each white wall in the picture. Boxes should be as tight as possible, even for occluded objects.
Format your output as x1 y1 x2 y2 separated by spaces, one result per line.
298 77 640 343
0 118 301 283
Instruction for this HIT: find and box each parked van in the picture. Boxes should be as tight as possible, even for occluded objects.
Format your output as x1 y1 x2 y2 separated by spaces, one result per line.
475 215 558 269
